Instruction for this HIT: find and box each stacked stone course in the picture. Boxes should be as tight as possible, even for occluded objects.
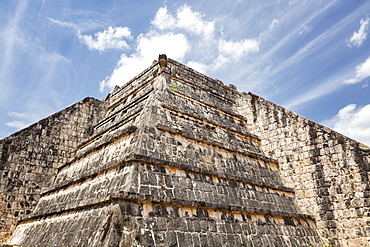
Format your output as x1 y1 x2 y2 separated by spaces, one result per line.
0 97 105 242
237 93 370 246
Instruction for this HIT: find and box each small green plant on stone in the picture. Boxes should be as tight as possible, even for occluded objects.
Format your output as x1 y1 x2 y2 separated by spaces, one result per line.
171 85 178 89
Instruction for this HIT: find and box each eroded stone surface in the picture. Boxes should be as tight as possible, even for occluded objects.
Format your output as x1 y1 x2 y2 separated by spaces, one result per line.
0 98 105 242
237 93 370 246
2 56 367 246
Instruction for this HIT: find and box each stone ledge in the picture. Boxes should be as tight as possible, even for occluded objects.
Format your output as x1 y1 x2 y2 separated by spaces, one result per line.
133 154 293 193
93 95 146 132
42 154 130 195
19 192 313 223
161 97 259 141
42 150 292 199
75 125 137 162
31 161 299 220
109 61 158 98
81 96 146 149
168 59 239 103
57 123 138 170
166 89 247 128
114 191 314 220
156 124 276 165
104 85 153 123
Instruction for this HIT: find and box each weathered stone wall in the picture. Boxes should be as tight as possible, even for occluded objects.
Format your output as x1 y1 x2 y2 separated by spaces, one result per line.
0 97 105 242
237 92 370 246
6 58 325 246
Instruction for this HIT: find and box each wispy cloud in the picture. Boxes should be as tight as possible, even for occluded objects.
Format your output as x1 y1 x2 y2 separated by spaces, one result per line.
6 120 29 129
46 17 79 29
5 98 58 132
46 9 109 33
0 1 29 101
6 112 31 130
323 104 370 146
240 0 338 84
345 56 370 84
269 19 279 30
346 17 369 47
246 1 370 105
284 68 351 110
283 53 369 110
7 112 27 119
79 26 132 52
48 17 131 52
0 1 29 60
263 9 359 83
298 25 311 35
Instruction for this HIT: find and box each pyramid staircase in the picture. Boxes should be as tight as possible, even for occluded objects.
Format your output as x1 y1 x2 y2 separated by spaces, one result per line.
7 55 323 246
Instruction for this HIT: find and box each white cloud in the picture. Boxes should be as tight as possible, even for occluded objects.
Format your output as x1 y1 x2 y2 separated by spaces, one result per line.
79 26 132 52
176 4 215 39
186 38 259 73
99 32 190 91
151 4 215 40
218 39 259 60
137 33 190 60
345 56 370 84
324 104 370 146
6 120 29 129
99 4 259 92
186 61 208 74
347 18 369 47
151 6 176 30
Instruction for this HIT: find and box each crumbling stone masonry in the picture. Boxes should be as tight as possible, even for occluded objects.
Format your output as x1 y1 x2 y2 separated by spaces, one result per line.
1 55 369 246
237 94 370 246
0 98 105 242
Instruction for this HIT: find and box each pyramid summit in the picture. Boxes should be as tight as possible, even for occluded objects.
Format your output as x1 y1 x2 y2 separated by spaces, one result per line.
1 55 369 246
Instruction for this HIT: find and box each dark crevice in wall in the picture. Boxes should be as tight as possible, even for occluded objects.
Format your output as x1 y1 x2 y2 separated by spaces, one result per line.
0 141 10 170
309 126 338 246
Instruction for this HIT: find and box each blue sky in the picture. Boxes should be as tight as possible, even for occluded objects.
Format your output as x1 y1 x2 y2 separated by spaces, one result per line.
1 0 370 145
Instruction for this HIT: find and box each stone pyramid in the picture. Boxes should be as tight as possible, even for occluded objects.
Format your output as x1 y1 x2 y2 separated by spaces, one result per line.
7 55 324 246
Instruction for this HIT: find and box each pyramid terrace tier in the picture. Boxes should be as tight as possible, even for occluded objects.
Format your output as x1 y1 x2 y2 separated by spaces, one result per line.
106 62 158 114
106 58 239 119
10 199 323 247
88 77 154 142
44 117 289 196
75 59 242 155
31 161 302 219
168 58 239 105
158 92 262 156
